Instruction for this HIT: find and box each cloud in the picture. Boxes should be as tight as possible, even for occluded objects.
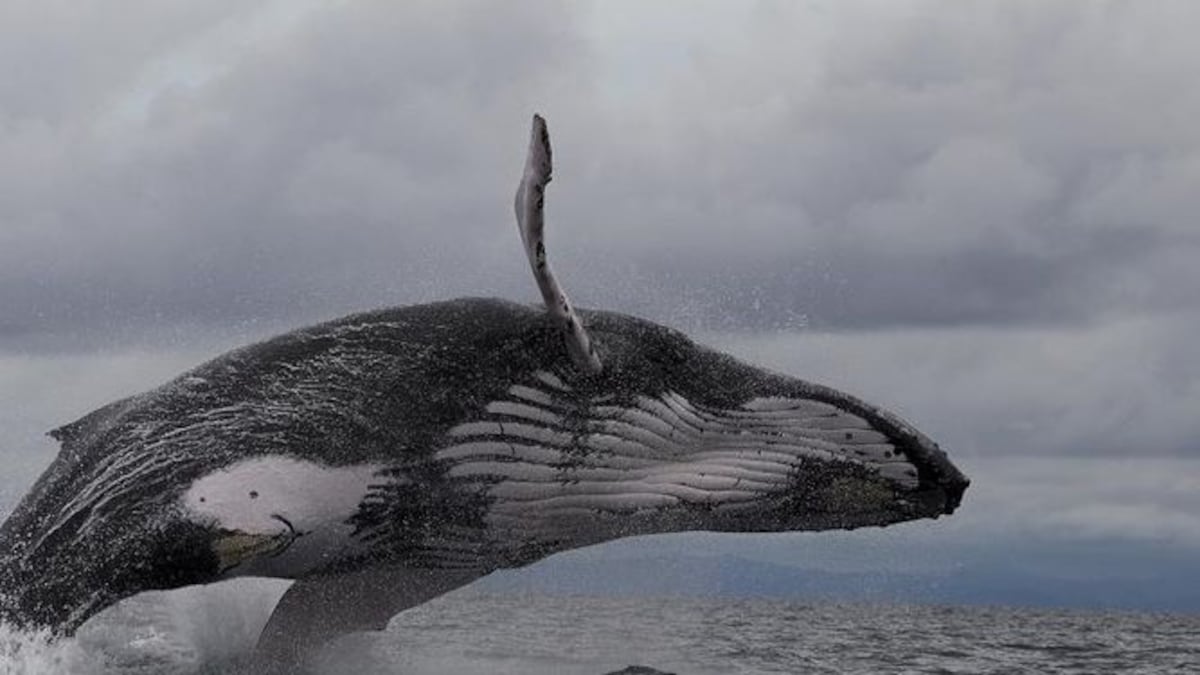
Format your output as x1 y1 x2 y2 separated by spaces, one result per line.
3 3 1199 620
0 1 247 123
1 1 1197 568
568 0 1200 329
706 311 1200 458
2 1 1199 346
1 0 587 344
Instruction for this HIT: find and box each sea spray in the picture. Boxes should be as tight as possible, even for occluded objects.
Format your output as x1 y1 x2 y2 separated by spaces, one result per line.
1 623 88 675
1 578 288 675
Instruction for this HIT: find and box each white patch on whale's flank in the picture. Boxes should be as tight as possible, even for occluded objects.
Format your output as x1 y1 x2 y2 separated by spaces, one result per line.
181 457 384 577
436 381 922 532
506 384 561 408
741 397 841 413
485 400 563 426
533 370 569 391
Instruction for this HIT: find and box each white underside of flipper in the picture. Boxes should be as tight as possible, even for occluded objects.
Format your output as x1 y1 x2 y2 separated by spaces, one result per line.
181 457 384 577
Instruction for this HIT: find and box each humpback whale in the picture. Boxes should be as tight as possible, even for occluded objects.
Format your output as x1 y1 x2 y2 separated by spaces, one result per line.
0 116 968 665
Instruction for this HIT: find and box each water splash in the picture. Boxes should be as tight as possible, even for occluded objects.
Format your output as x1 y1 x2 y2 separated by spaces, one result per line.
0 578 289 675
1 624 88 675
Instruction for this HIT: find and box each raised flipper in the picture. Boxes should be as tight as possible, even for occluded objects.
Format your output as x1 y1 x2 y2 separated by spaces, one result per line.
254 565 483 667
515 114 602 374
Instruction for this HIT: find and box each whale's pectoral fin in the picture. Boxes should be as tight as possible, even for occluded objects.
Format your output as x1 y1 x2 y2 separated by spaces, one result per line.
514 114 602 374
254 565 483 666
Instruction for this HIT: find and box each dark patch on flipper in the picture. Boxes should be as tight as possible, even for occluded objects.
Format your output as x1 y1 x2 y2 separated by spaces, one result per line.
254 565 485 667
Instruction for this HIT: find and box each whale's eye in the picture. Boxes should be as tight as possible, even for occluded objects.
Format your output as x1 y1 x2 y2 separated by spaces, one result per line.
199 497 206 503
249 490 259 499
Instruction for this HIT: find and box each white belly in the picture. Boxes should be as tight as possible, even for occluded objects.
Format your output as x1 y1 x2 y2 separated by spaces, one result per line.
180 456 384 577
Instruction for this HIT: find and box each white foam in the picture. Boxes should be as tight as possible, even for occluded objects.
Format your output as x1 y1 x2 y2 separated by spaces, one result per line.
0 578 290 675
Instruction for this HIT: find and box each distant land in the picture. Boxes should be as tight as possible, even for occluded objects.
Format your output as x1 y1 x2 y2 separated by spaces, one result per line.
478 554 1200 615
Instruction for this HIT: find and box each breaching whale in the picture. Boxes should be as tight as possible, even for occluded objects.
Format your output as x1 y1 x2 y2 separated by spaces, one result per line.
0 116 968 664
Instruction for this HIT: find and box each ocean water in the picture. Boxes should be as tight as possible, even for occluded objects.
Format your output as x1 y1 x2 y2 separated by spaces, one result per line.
2 583 1197 675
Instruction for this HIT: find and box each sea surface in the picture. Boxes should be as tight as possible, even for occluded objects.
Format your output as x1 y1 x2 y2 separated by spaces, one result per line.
2 583 1197 675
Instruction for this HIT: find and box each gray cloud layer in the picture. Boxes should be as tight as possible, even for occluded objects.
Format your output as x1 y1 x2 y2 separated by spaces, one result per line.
3 3 1199 620
2 0 1198 345
1 1 1198 467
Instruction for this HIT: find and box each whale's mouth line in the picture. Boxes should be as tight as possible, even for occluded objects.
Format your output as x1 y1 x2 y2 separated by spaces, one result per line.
269 513 303 558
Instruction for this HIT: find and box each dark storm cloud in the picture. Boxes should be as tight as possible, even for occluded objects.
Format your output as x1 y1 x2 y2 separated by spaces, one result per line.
561 1 1200 331
708 315 1200 459
1 0 583 346
2 1 1199 346
5 3 1200 612
0 1 244 122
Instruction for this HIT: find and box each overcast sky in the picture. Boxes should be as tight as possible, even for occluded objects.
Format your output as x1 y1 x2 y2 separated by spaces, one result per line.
2 0 1199 610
